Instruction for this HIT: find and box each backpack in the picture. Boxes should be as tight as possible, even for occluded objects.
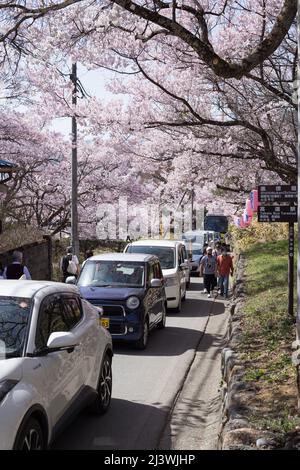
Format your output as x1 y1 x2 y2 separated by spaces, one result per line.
62 254 77 275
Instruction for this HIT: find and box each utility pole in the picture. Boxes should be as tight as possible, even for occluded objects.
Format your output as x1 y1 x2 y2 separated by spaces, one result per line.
70 63 79 258
191 183 195 230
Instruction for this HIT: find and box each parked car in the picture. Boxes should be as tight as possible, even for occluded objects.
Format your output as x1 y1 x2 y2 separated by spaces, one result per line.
68 253 167 350
184 242 203 274
124 240 189 312
0 280 113 450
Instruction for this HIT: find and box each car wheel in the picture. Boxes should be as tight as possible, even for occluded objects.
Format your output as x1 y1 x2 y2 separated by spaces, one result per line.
174 290 182 313
135 317 149 350
90 353 112 415
157 303 166 329
14 417 45 450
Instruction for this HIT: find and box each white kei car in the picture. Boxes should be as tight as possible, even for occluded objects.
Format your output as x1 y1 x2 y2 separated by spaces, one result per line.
124 240 189 312
0 280 113 450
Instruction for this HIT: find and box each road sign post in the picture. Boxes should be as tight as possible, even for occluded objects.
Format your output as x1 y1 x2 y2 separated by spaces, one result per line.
258 185 297 320
288 222 295 319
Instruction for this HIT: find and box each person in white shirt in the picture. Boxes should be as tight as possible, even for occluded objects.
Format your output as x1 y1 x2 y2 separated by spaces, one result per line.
60 246 80 282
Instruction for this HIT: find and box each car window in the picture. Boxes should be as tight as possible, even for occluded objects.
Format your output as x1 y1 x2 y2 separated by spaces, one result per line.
178 247 185 265
147 263 155 284
0 296 31 359
78 261 145 288
62 296 83 328
154 262 162 279
35 295 71 350
127 246 175 269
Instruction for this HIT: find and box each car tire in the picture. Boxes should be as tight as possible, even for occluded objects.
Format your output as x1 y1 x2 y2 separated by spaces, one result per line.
157 303 166 329
14 417 45 450
90 353 112 415
135 317 149 350
174 290 182 313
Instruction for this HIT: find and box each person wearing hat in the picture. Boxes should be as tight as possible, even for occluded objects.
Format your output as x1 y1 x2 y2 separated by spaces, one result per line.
198 246 218 298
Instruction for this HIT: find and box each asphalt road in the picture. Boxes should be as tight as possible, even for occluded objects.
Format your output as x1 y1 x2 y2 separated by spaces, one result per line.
52 277 228 450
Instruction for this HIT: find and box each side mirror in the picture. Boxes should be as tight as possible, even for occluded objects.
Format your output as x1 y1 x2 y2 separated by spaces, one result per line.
65 276 76 285
150 278 162 288
47 332 78 351
95 306 104 317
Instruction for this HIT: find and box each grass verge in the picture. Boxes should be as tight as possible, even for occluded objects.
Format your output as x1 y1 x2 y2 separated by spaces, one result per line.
239 239 299 438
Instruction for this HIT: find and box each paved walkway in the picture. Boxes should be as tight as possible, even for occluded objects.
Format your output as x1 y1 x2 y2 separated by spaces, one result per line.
159 291 229 450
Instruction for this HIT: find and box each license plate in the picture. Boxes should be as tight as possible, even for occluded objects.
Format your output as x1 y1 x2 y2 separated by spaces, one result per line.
100 318 110 329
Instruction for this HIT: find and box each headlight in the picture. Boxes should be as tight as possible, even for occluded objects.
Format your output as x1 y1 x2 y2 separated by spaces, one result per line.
164 276 177 287
0 380 19 403
126 296 140 310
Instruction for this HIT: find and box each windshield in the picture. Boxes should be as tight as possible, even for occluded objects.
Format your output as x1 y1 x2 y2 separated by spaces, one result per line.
182 232 204 246
127 246 175 269
0 296 31 359
78 261 145 288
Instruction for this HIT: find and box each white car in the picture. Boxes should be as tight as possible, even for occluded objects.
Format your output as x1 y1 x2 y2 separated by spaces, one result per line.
0 280 113 450
124 240 189 312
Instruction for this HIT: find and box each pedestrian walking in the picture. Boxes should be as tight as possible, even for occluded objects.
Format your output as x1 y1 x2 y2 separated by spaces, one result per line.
3 251 31 280
212 242 222 290
82 249 94 269
202 242 209 256
217 249 234 298
198 247 218 298
60 246 80 282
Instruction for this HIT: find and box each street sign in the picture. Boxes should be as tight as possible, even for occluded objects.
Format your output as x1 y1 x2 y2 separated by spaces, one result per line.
257 183 297 320
258 205 297 223
258 184 297 204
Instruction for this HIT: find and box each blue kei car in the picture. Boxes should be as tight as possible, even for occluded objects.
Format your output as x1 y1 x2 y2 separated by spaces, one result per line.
68 253 167 349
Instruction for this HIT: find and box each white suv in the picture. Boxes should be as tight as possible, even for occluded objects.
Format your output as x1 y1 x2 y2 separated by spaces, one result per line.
124 240 189 312
0 280 113 450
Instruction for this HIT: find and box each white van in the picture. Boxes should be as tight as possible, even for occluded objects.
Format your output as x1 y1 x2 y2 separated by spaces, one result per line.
124 240 189 312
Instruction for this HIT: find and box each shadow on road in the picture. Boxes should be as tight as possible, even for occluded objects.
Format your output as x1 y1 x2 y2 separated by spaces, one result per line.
187 279 204 291
168 298 225 318
52 398 171 450
113 326 222 357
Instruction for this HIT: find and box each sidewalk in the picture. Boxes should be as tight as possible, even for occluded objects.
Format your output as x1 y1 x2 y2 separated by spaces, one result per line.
159 297 229 449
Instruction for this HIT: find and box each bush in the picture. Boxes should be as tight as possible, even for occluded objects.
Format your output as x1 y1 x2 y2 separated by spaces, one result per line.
230 217 292 251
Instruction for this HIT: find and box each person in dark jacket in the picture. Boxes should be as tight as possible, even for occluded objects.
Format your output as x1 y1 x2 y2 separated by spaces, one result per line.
3 251 31 280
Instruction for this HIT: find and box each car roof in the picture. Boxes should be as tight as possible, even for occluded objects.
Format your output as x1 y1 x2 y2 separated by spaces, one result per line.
0 280 79 299
127 239 184 248
86 253 157 263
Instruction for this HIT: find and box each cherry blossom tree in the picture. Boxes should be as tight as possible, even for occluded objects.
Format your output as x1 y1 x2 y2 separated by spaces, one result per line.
0 0 297 227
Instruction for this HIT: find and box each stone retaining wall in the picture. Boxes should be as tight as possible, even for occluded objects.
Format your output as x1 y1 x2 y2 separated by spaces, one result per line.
218 254 285 450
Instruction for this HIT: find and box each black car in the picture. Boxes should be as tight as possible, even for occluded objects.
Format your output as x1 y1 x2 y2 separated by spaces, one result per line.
73 253 167 349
